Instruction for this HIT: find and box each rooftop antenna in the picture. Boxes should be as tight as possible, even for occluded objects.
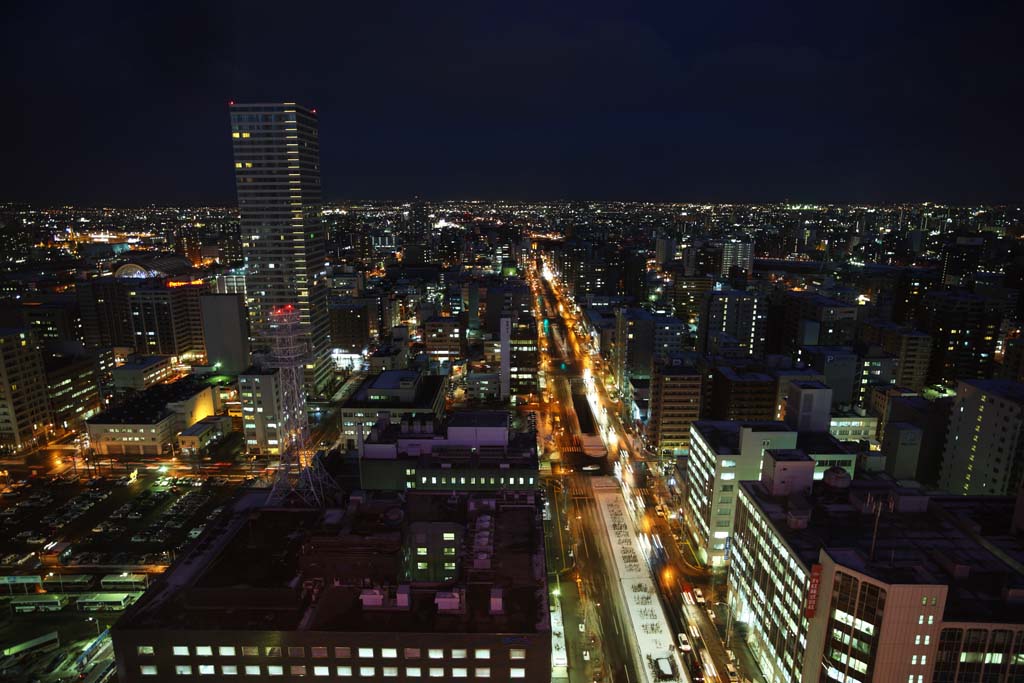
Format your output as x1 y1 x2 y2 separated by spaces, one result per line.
867 492 895 562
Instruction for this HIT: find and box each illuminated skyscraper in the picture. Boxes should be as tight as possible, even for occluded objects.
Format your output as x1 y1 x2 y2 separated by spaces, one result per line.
229 102 331 396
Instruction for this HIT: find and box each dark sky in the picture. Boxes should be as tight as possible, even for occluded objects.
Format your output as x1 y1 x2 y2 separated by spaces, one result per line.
3 0 1022 205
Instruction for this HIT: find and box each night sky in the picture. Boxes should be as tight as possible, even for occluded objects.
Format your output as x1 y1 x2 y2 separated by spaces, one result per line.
3 1 1022 205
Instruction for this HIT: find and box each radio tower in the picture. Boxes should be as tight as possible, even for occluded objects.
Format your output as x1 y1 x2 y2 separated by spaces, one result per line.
265 305 338 506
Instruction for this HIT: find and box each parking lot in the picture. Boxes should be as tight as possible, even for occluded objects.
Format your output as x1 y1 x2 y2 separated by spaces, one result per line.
0 473 244 572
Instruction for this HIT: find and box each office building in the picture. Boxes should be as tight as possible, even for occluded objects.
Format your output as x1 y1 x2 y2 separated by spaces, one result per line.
44 354 102 433
239 367 299 458
918 290 1000 387
358 411 538 491
671 274 713 325
329 301 373 353
730 468 1024 683
112 490 550 683
112 355 176 394
424 317 462 366
127 277 208 361
0 328 52 454
200 294 251 375
802 346 859 408
939 379 1024 495
339 370 447 449
647 365 702 458
508 314 538 398
881 422 923 480
698 288 766 357
230 102 332 396
783 380 832 433
77 276 133 350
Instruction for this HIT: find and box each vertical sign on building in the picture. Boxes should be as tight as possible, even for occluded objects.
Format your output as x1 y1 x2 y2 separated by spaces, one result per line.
805 563 823 618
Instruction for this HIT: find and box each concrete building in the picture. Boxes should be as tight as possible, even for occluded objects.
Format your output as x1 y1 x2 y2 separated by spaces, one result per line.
720 237 753 276
339 371 447 449
509 314 538 398
358 411 538 492
802 346 859 408
177 414 233 460
730 467 1024 683
918 290 1000 387
424 317 462 366
112 355 176 394
686 421 798 566
697 288 766 357
200 294 251 375
112 491 550 683
647 365 703 458
0 328 52 454
238 367 301 458
783 380 832 433
329 301 373 353
940 379 1024 495
858 319 933 391
230 102 332 397
709 368 776 421
782 291 858 349
882 422 923 480
127 277 208 361
86 378 221 457
44 354 102 433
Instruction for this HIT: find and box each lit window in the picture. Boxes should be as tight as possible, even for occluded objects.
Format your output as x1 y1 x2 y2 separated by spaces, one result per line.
313 666 329 676
244 665 260 675
475 649 490 660
511 667 526 678
199 664 216 675
219 646 237 657
429 668 445 678
336 666 352 677
452 649 467 659
267 665 283 676
452 667 468 677
140 665 158 676
510 648 526 660
417 562 428 570
222 665 238 675
138 646 155 656
383 667 399 677
475 668 491 678
241 646 259 657
417 547 428 556
359 667 375 677
443 532 456 541
407 667 422 677
175 665 193 675
173 646 190 656
196 646 213 657
358 648 374 659
382 648 398 658
428 649 444 659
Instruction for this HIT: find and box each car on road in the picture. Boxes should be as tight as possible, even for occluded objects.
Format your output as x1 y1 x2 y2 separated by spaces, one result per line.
582 650 590 661
677 632 691 651
725 663 739 681
694 588 706 604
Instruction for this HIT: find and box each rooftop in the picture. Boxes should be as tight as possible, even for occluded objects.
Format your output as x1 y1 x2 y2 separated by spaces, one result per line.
741 476 1024 624
692 420 793 455
117 491 547 635
88 377 213 425
960 379 1024 404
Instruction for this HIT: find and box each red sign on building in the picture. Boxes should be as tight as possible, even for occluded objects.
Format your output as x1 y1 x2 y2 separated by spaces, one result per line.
805 563 823 618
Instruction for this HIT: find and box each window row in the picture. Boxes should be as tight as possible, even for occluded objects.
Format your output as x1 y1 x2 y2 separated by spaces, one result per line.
143 664 527 678
147 646 527 661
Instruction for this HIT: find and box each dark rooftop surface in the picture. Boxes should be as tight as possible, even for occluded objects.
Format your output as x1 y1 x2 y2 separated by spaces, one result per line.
961 379 1024 404
741 477 1024 624
693 420 792 455
118 491 547 635
342 372 446 410
87 377 213 425
795 431 850 455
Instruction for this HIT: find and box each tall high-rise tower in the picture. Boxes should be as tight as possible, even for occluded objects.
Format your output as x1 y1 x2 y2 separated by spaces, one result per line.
229 102 331 397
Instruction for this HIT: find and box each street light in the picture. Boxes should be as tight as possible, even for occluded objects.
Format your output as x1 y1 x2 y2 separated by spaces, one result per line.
87 616 101 635
48 571 64 594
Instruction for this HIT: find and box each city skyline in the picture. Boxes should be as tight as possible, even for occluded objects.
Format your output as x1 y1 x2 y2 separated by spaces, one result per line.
4 1 1023 205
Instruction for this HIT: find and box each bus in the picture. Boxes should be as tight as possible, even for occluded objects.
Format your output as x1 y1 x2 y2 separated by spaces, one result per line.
99 573 148 592
42 573 94 592
76 592 141 611
10 593 69 613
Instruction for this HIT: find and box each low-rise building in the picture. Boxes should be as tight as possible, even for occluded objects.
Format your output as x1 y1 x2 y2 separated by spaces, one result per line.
358 411 538 491
340 370 446 450
112 355 175 394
